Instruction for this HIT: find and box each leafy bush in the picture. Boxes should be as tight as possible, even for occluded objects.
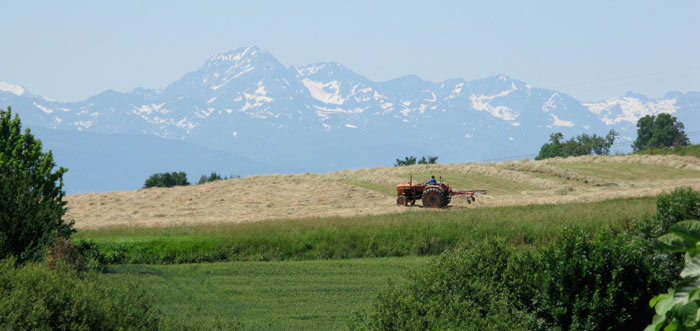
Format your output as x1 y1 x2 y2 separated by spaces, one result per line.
46 237 84 271
144 171 189 188
648 220 700 331
536 129 617 160
394 155 438 167
634 187 700 240
0 106 74 263
351 240 539 330
534 229 671 330
0 259 160 330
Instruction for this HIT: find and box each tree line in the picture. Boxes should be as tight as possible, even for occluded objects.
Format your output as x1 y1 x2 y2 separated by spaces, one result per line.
536 113 690 160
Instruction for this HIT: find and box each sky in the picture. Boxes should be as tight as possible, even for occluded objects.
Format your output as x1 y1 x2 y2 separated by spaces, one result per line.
1 0 698 102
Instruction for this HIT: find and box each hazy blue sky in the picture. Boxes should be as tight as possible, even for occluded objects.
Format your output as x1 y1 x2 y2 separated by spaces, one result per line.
1 0 698 102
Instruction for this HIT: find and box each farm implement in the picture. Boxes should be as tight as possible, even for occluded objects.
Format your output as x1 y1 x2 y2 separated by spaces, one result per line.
396 176 487 208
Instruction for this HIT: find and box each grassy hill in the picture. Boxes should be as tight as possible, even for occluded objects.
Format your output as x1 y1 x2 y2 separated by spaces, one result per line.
66 154 700 229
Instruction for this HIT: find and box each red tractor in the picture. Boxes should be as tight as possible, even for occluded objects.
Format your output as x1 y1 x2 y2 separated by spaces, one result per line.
396 176 483 208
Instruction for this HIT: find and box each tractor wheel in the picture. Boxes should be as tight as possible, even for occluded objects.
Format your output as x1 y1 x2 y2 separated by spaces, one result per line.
422 188 443 208
441 193 452 207
396 195 408 206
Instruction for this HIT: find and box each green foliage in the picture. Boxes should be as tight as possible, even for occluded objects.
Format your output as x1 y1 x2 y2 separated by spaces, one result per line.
394 155 438 166
636 144 700 158
350 240 538 330
634 187 700 240
0 259 159 330
197 171 234 185
0 106 74 263
143 171 189 188
647 220 700 331
535 229 671 330
633 113 690 152
74 197 653 264
535 129 617 160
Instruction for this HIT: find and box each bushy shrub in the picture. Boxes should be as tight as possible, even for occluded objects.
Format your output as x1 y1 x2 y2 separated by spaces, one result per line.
633 187 700 240
534 229 671 330
144 171 189 188
197 171 229 185
46 237 84 271
0 106 74 263
0 259 160 330
351 240 539 330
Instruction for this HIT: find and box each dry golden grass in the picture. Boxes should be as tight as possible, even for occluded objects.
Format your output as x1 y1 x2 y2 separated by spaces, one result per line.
65 154 700 229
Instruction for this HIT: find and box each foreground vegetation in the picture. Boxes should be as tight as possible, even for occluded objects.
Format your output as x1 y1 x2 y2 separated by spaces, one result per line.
0 259 159 330
75 197 655 264
351 187 700 330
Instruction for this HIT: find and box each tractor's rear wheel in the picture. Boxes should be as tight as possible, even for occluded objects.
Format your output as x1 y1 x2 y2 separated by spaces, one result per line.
441 193 452 207
397 195 408 206
422 188 443 208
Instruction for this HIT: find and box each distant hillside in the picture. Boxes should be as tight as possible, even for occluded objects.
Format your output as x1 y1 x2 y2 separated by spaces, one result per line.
32 128 283 193
65 154 700 229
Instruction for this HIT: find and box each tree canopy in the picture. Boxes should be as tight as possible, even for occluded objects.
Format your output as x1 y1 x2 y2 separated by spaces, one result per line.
395 155 439 167
0 106 74 263
535 130 617 160
632 113 689 152
144 171 190 188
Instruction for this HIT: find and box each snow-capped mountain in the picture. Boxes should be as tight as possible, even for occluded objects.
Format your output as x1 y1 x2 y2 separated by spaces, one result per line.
1 46 698 192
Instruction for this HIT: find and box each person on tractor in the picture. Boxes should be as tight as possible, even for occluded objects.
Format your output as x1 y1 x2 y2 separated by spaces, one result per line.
426 175 437 185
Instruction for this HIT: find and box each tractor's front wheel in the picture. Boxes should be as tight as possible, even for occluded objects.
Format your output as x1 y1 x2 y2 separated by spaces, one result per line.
422 188 443 208
397 195 408 206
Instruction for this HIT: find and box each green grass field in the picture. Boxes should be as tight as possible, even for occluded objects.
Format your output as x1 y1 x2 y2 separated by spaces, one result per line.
553 162 699 182
97 257 425 330
75 197 656 264
346 170 543 196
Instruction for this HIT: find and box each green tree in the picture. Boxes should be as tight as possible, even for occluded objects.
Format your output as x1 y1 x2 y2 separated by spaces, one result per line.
198 171 225 185
536 130 618 160
632 114 690 152
144 171 189 188
0 106 74 263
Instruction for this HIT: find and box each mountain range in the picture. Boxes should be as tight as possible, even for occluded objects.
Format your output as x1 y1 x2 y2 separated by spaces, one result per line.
1 46 698 193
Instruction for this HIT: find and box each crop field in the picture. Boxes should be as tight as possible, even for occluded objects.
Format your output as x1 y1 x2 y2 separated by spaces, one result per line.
65 154 700 229
96 257 425 330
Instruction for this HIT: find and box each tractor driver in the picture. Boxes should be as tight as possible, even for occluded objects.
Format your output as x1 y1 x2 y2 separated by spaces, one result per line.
427 176 437 185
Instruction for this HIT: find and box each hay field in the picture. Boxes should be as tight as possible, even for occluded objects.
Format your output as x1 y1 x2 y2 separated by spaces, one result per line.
65 154 700 229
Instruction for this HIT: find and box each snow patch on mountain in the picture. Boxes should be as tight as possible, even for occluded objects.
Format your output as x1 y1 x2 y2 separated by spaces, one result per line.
542 93 559 113
33 102 52 114
295 64 326 77
0 82 25 96
550 114 574 127
302 79 345 105
240 81 274 112
469 82 520 121
584 97 677 125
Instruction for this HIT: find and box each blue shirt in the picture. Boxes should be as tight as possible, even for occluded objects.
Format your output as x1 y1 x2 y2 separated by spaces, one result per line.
427 178 437 184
